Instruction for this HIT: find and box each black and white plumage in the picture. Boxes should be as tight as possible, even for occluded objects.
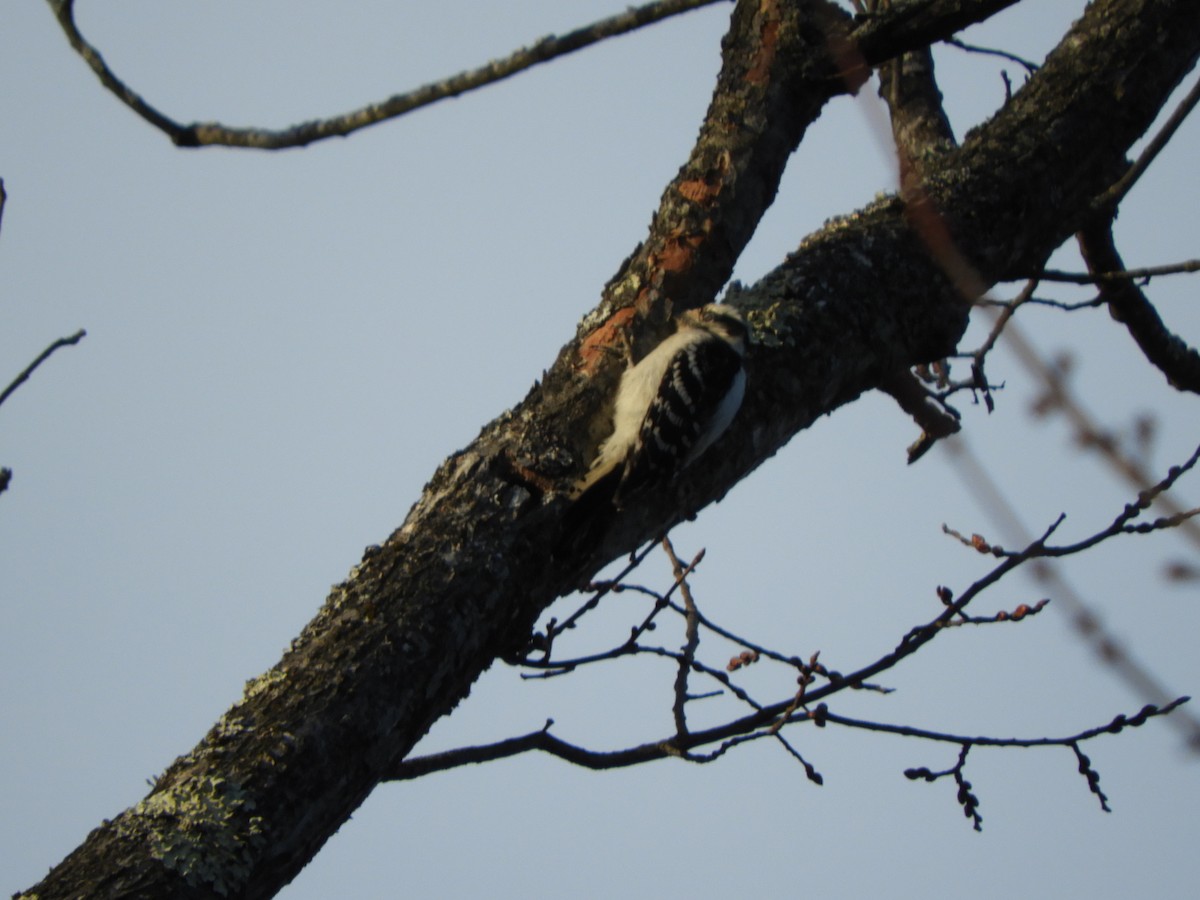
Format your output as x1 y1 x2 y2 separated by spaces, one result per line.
573 304 748 507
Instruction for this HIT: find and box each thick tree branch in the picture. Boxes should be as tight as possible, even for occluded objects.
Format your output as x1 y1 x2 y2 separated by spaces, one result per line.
877 44 957 162
573 0 1021 345
849 0 1021 58
26 1 1200 898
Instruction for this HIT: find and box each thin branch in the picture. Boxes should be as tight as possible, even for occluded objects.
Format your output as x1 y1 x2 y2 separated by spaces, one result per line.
639 643 765 711
944 438 1200 752
1071 742 1111 812
524 635 766 715
954 278 1040 413
772 732 825 785
504 479 1200 778
391 721 657 777
905 743 983 830
0 329 87 409
944 36 1039 74
896 698 1189 824
1039 506 1200 557
49 0 729 149
828 697 1190 748
767 653 823 738
1036 259 1200 284
667 598 799 668
387 465 1200 789
1005 294 1103 312
520 540 660 664
527 541 703 675
1003 316 1200 551
663 537 704 739
1093 72 1200 211
777 459 1197 726
948 442 1200 560
624 549 703 648
388 693 1189 782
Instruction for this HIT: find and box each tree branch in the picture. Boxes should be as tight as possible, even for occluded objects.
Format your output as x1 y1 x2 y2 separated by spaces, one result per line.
1092 71 1200 212
48 0 1022 153
47 0 731 148
944 438 1200 750
389 698 1189 781
944 36 1039 74
489 442 1200 785
0 329 87 409
26 1 1200 897
1077 224 1200 393
1036 259 1200 284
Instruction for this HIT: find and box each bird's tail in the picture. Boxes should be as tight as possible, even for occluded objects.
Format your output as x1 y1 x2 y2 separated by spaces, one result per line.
555 467 621 559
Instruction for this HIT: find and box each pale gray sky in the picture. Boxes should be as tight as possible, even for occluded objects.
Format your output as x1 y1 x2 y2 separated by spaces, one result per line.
3 3 1198 898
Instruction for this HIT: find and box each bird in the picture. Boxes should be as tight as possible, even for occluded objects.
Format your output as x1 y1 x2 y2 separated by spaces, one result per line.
571 303 749 511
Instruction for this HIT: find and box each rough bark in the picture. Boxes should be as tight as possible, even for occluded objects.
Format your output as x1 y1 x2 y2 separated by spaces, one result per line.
24 0 1200 897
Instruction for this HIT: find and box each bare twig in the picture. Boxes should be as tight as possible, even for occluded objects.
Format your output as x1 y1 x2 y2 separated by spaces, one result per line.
1036 258 1200 284
997 294 1103 312
2 328 88 499
1093 73 1200 211
1071 742 1111 812
944 438 1200 752
520 544 704 678
0 329 87 410
884 698 1185 827
525 540 660 662
624 548 704 649
947 442 1200 561
832 697 1189 748
965 278 1040 412
944 36 1039 74
663 536 704 739
906 743 983 830
1000 316 1200 551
